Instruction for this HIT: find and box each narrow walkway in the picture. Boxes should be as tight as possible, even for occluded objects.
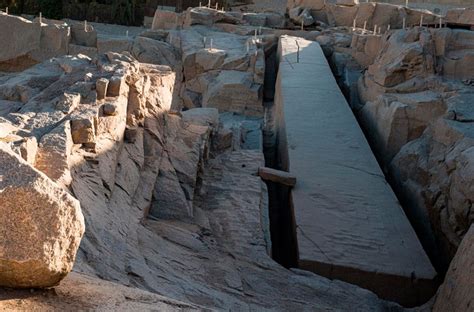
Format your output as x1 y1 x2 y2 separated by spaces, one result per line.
274 35 437 306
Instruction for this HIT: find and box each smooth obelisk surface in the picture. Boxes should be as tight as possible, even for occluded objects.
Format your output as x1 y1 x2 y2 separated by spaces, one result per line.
274 35 437 306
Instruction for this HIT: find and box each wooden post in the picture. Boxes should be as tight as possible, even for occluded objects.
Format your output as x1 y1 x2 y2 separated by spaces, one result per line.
258 167 297 187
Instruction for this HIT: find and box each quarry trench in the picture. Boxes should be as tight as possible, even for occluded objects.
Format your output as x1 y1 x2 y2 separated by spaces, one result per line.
260 35 439 307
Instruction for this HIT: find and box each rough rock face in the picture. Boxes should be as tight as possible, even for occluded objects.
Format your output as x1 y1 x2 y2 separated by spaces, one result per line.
287 1 438 29
363 28 435 92
0 13 41 62
0 272 204 311
433 225 474 312
433 28 474 80
0 142 85 288
446 7 474 26
151 9 182 30
391 115 474 264
152 7 286 32
289 7 315 26
355 28 446 166
350 32 384 67
359 91 446 165
177 27 265 116
346 25 474 269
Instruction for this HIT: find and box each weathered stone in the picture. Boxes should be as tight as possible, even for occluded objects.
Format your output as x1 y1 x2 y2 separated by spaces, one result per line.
182 107 219 131
151 9 182 30
446 8 474 26
131 36 179 67
149 152 192 220
56 54 92 74
55 92 81 114
18 136 38 165
195 48 227 72
29 23 70 62
243 13 267 27
289 7 315 26
35 121 74 187
433 225 474 312
0 120 19 141
0 142 84 288
107 75 128 97
184 7 242 27
97 37 132 55
213 126 233 151
202 70 263 117
264 13 287 28
390 117 474 269
358 91 446 164
96 78 109 101
351 33 384 68
69 44 98 59
326 3 358 27
0 100 23 118
367 28 435 88
0 14 41 62
70 109 97 144
102 103 118 116
124 127 138 143
70 22 97 47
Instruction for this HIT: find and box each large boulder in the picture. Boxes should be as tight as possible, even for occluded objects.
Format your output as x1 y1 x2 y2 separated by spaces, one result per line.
0 143 85 288
350 33 384 67
390 115 474 269
0 13 41 62
446 8 474 26
29 23 70 62
70 22 97 47
131 36 180 68
358 91 446 164
365 28 435 89
184 7 242 27
35 121 74 188
326 3 358 27
433 225 474 312
151 9 182 30
289 7 315 26
202 70 263 117
434 29 474 81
